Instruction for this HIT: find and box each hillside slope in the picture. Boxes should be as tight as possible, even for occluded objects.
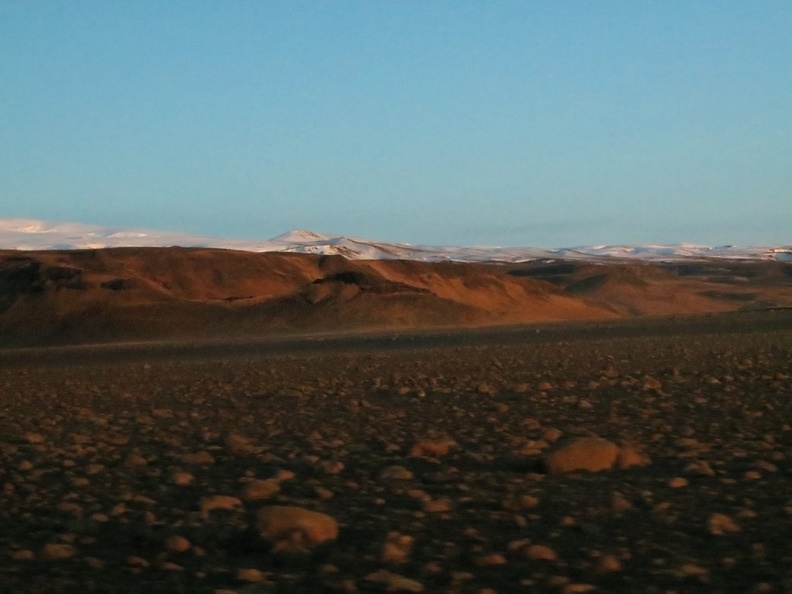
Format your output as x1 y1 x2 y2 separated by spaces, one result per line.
1 248 790 346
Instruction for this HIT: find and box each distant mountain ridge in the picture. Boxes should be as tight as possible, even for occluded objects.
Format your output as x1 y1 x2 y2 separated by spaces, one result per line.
1 218 790 262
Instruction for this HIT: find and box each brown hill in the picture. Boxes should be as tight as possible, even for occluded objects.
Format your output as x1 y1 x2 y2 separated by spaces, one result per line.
1 248 790 346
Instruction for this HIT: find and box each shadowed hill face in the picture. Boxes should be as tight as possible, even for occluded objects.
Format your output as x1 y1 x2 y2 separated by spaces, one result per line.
0 249 790 346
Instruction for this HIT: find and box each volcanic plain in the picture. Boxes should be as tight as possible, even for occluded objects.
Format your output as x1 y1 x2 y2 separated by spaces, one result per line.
1 249 791 593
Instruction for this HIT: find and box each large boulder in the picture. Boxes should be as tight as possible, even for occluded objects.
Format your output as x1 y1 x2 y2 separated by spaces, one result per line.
256 506 339 549
542 437 648 473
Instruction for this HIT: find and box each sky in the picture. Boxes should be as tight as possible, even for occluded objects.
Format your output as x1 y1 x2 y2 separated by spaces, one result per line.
2 1 790 247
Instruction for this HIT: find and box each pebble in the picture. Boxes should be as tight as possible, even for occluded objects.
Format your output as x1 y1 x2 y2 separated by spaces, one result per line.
40 544 76 560
524 544 558 562
380 465 414 480
240 479 280 502
708 513 741 535
165 535 192 553
365 570 425 592
200 495 243 515
381 532 414 563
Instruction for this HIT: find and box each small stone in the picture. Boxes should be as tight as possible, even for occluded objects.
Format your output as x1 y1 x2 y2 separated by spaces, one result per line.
314 486 334 499
679 563 710 582
542 428 563 442
382 532 413 563
525 544 558 562
409 438 456 458
127 555 150 568
365 569 425 592
669 477 689 488
200 495 243 515
10 550 35 561
474 553 507 566
423 498 452 513
124 453 148 467
40 544 76 560
171 471 195 486
597 554 622 573
24 432 46 444
708 513 740 535
181 451 215 465
616 445 650 469
237 568 266 583
642 376 663 390
165 535 192 553
380 465 414 480
503 494 540 511
240 479 280 502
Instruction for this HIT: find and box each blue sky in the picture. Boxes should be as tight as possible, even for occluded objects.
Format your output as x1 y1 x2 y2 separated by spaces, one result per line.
2 1 790 247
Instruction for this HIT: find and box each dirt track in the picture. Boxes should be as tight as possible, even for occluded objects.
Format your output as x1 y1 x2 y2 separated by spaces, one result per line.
1 312 791 593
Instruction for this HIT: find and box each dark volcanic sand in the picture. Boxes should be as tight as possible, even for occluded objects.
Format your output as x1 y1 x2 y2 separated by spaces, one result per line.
1 311 791 593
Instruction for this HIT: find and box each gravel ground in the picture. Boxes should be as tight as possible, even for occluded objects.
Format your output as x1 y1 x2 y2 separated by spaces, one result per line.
1 313 791 594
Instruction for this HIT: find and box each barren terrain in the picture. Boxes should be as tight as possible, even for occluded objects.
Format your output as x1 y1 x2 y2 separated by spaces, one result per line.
2 248 792 347
1 311 791 593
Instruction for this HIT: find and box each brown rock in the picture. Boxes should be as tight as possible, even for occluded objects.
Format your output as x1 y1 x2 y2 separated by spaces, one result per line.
237 568 267 583
171 470 195 486
380 465 414 480
200 495 243 515
382 532 414 563
616 445 650 469
707 513 740 535
257 506 339 547
24 432 46 445
409 438 456 458
525 544 558 561
543 437 620 473
40 544 76 560
182 451 215 465
240 479 281 502
365 570 425 592
165 535 192 553
597 554 622 573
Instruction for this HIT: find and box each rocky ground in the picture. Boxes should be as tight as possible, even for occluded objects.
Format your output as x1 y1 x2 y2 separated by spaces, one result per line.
0 312 791 593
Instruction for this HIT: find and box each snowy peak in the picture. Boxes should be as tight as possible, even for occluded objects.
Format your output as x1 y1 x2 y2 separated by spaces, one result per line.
0 218 790 263
270 229 334 243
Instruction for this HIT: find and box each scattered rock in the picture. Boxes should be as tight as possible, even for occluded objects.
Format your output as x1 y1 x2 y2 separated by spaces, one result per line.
543 437 620 473
165 535 192 553
382 532 413 563
409 438 456 458
240 479 281 502
708 513 741 535
380 465 414 480
40 544 76 560
524 544 558 562
257 506 339 548
365 569 425 592
200 495 243 515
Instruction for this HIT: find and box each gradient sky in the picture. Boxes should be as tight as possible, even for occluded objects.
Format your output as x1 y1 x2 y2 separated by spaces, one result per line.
2 1 790 247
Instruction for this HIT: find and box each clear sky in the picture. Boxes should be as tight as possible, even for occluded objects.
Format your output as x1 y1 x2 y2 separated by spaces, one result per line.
2 1 790 247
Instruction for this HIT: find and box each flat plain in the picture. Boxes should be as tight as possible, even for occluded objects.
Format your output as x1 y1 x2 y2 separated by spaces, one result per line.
1 311 791 593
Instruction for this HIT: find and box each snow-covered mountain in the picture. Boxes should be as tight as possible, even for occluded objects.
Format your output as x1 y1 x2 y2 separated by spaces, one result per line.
1 218 790 262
